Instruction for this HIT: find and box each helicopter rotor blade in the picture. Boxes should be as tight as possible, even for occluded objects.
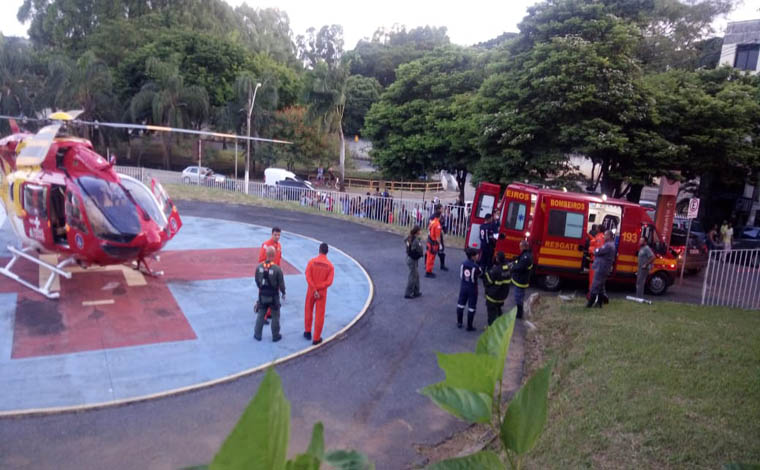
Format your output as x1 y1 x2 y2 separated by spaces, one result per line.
75 120 292 145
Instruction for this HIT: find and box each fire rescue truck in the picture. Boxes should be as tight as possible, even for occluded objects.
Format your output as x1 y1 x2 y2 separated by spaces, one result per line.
466 182 679 295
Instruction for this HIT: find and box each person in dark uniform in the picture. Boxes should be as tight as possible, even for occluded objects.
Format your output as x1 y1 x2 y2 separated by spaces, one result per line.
587 230 616 308
404 225 424 298
456 248 482 331
437 205 449 271
479 213 497 270
254 246 286 342
483 251 511 326
511 240 533 320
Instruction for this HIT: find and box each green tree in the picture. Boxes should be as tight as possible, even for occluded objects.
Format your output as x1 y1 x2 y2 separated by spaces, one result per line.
343 75 382 137
304 33 350 189
129 57 209 169
475 0 678 200
0 36 40 123
347 25 450 87
297 25 344 69
363 46 484 204
235 5 298 68
268 106 332 171
645 67 760 225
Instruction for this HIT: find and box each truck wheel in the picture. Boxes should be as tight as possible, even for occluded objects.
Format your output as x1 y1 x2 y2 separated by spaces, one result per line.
647 272 669 296
541 274 561 291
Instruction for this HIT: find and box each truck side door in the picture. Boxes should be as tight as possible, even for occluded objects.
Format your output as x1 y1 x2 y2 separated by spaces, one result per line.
537 195 587 272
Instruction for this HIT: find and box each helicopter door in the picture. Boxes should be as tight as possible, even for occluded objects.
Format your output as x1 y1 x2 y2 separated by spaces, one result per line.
64 188 89 252
21 182 52 246
151 178 182 238
50 185 67 245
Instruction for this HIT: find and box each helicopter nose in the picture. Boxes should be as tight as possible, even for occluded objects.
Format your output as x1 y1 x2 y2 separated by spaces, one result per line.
143 229 163 253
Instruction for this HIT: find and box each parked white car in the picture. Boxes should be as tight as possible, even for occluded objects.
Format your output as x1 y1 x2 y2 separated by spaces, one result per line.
181 166 226 185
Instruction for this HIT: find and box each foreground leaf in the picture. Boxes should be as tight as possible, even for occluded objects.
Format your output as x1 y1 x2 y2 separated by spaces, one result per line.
500 362 552 455
426 450 504 470
285 454 321 470
420 383 492 423
211 368 290 470
475 309 516 382
324 449 374 469
306 422 325 461
436 352 499 396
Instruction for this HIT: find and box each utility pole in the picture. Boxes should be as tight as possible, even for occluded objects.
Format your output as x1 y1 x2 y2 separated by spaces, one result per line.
244 82 262 195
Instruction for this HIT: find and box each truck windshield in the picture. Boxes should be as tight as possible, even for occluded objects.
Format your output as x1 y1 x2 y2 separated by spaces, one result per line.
77 176 141 243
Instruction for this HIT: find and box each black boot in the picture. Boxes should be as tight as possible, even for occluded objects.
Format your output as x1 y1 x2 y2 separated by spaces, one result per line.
466 311 476 331
456 307 464 328
596 296 603 308
586 295 596 308
439 253 449 271
516 304 524 319
601 294 609 304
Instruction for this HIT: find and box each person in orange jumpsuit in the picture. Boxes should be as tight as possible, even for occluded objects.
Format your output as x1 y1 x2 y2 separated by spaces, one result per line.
258 227 282 322
587 225 605 296
425 209 442 278
304 242 335 345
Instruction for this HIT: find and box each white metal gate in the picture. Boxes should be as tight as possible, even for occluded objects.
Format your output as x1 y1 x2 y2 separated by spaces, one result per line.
701 248 760 309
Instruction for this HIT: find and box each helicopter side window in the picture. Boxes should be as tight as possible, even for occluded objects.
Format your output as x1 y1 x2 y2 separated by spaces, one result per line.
23 184 48 219
65 191 87 234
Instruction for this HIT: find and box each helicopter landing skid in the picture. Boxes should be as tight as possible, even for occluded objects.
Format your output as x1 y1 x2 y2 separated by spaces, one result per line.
133 256 164 278
0 246 76 299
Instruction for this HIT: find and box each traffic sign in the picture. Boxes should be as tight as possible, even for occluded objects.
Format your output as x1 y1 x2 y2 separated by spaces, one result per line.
687 198 700 219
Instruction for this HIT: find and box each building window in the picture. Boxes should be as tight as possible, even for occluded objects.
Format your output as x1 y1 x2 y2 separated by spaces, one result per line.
735 44 759 71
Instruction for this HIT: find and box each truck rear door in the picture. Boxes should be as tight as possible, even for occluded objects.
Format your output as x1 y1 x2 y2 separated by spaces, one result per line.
537 195 587 272
495 185 535 258
466 182 500 250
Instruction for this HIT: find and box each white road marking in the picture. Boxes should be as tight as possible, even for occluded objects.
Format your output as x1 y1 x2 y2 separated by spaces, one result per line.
82 300 115 307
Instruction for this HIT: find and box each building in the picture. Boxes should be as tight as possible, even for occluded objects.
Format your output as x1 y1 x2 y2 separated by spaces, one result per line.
719 19 760 73
718 19 760 226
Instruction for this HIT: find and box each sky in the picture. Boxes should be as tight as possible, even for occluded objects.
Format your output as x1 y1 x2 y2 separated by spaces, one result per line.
1 0 759 48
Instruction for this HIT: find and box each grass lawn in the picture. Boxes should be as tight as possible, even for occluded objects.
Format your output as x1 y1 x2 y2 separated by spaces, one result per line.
164 183 466 248
523 298 760 469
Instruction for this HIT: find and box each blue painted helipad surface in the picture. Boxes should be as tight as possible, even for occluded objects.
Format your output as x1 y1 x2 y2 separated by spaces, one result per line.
0 214 372 414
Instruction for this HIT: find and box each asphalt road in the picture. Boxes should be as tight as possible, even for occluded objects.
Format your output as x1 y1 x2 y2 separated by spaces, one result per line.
0 201 527 470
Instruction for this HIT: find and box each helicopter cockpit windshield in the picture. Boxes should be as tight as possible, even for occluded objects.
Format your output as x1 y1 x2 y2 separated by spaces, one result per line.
77 176 141 243
119 175 168 227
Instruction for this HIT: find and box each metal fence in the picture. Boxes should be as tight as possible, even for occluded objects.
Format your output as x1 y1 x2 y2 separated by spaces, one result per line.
701 248 760 309
115 166 470 239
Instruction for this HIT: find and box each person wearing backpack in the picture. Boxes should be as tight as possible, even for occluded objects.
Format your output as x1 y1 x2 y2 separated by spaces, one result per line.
483 251 511 326
404 225 424 299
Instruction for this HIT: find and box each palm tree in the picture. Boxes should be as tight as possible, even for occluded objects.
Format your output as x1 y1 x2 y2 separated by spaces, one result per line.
130 57 209 169
0 36 39 123
45 51 118 147
305 60 349 190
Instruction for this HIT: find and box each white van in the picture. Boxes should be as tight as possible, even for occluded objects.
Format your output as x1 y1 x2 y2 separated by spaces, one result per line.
264 168 314 190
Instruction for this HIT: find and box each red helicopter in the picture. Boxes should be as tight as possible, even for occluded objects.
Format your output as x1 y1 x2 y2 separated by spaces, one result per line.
0 111 289 299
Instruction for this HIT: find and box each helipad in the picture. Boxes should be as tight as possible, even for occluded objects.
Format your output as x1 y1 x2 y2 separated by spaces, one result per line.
0 215 372 415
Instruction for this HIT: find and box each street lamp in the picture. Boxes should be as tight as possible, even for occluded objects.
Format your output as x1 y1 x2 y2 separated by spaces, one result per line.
244 82 262 194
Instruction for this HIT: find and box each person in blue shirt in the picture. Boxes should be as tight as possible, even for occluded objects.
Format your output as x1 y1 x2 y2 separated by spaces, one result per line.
457 248 482 331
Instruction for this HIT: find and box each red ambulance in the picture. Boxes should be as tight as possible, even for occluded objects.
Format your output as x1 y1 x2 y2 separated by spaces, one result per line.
467 182 679 295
